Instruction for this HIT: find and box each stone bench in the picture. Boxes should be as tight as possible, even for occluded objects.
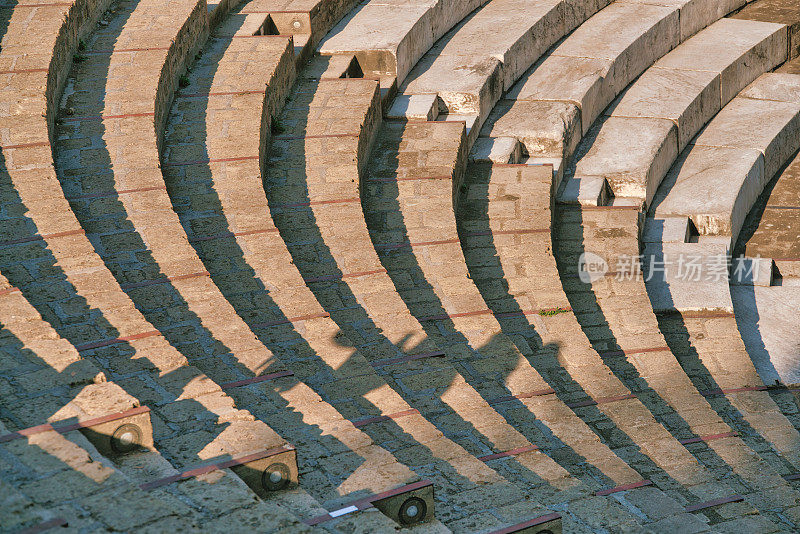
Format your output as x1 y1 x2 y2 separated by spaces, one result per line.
0 419 310 532
0 0 305 514
319 0 486 88
159 11 457 531
651 74 800 248
481 0 750 185
398 0 609 144
456 162 785 531
563 17 787 206
261 72 580 531
744 152 800 281
731 0 800 59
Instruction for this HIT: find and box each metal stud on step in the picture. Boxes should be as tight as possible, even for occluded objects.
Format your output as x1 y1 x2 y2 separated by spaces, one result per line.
110 423 143 454
261 462 291 491
398 496 427 525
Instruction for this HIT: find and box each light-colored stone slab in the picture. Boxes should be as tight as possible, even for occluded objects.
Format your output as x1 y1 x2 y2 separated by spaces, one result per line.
642 217 691 243
610 67 720 150
731 285 800 385
653 145 765 241
557 174 607 205
319 0 485 84
643 241 734 311
574 116 678 203
480 99 581 158
401 0 574 118
731 0 800 59
652 18 788 105
386 93 439 120
618 0 747 40
691 94 800 181
740 72 800 103
730 257 774 286
469 136 520 163
508 54 613 135
405 55 503 115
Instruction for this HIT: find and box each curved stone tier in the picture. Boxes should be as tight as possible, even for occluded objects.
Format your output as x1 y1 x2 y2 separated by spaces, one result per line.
563 17 787 206
319 0 486 87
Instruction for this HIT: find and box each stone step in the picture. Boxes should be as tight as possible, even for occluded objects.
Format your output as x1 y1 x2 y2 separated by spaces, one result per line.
0 418 315 533
262 74 577 532
358 118 666 531
742 138 800 284
456 161 787 531
0 0 328 524
51 1 445 527
401 0 608 148
730 0 800 59
159 10 455 530
651 73 800 246
564 17 787 206
0 283 313 530
319 0 488 87
641 71 800 483
553 204 800 529
482 0 747 188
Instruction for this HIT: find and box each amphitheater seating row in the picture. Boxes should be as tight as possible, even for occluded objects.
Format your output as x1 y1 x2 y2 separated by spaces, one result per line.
564 17 787 206
4 0 800 530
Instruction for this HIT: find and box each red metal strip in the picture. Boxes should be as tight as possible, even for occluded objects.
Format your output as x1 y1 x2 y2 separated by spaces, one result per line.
685 495 743 513
188 227 279 243
465 228 550 237
220 370 295 390
369 479 432 504
478 445 539 462
372 351 446 367
568 393 637 409
18 518 69 534
0 68 48 74
162 155 259 167
375 238 461 251
0 407 150 443
303 269 387 284
84 47 171 55
678 310 735 319
2 2 71 6
679 431 738 445
271 197 360 209
274 133 360 141
352 409 419 428
241 9 308 13
74 330 161 351
0 141 49 149
418 309 493 322
599 346 670 358
564 205 640 211
367 175 451 183
120 271 210 290
487 512 562 534
0 287 21 296
489 389 557 405
595 479 653 496
140 446 292 491
178 89 266 98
